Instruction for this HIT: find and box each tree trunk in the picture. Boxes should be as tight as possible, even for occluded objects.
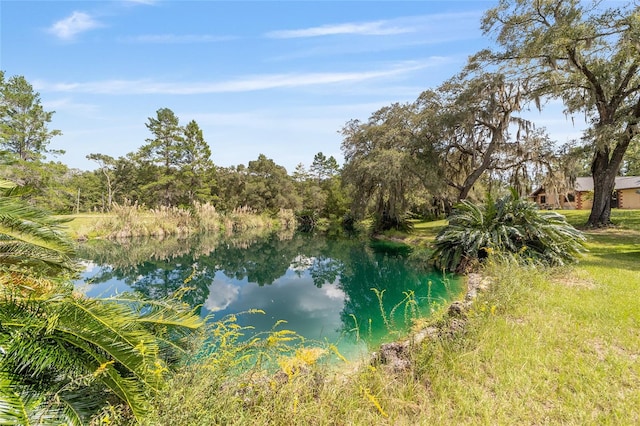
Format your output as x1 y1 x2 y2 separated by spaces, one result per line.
587 155 615 227
457 126 504 201
587 145 624 227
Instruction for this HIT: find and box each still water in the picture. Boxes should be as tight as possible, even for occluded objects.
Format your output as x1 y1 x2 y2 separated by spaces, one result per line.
75 231 461 359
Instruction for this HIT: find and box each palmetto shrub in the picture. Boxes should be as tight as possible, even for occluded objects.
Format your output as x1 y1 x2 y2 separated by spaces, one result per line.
0 180 204 425
0 180 77 280
431 192 586 273
0 288 203 425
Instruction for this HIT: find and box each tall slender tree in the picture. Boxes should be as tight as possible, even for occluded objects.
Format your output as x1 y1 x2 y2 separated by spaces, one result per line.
139 108 184 206
310 152 340 182
179 120 214 206
86 153 115 211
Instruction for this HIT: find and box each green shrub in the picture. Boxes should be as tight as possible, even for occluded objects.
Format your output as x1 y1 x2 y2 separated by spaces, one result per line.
0 180 204 424
431 191 586 272
0 286 203 425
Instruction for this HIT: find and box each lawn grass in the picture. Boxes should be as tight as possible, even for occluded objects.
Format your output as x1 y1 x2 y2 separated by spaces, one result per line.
405 209 640 424
58 213 111 239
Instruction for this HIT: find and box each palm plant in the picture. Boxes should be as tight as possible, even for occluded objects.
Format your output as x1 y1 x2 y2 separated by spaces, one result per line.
0 179 204 425
0 290 203 425
431 191 586 272
0 179 77 280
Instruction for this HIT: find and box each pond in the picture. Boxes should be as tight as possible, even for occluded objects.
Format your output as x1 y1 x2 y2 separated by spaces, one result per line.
75 230 462 360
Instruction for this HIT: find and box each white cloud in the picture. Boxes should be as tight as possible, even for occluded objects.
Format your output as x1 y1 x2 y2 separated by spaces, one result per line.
120 34 234 44
43 97 99 114
36 59 443 95
322 285 346 301
48 11 102 40
267 21 411 39
265 12 482 39
204 279 240 312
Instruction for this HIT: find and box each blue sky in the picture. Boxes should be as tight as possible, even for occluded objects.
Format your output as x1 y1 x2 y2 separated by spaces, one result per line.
1 0 581 172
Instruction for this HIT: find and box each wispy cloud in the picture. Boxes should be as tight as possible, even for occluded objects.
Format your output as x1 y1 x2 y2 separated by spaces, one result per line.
48 11 102 40
265 12 481 39
120 34 235 44
123 0 157 4
34 60 443 95
43 97 99 114
266 21 410 38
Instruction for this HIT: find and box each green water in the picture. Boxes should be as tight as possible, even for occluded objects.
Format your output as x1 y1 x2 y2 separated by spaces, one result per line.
76 231 461 359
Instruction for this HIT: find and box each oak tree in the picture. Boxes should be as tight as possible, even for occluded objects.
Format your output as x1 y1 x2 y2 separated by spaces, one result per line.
481 0 640 226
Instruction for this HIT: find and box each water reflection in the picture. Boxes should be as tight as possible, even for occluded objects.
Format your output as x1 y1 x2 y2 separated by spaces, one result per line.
76 232 461 356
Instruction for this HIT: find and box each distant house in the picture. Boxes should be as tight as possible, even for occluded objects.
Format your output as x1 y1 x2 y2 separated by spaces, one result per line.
574 176 640 210
531 176 640 210
530 186 574 209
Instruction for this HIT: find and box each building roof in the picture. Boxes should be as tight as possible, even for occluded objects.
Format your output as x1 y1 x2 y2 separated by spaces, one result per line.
575 176 640 191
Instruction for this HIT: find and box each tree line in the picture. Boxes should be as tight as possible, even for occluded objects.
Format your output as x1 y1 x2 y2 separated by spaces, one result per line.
2 0 639 230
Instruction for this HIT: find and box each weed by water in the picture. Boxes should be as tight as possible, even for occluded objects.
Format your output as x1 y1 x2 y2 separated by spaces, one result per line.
371 288 391 331
66 201 294 240
349 313 360 341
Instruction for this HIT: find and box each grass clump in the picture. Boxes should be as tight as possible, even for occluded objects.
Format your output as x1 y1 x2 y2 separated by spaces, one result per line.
66 202 296 240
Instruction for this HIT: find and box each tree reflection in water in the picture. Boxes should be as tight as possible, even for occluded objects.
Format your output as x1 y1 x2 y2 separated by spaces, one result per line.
77 231 460 352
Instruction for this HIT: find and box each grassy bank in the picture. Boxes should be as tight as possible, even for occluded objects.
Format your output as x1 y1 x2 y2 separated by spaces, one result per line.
62 203 295 240
137 209 639 424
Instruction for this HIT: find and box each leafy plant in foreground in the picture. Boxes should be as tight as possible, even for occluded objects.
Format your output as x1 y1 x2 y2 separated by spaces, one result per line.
0 179 77 279
0 284 203 425
431 191 586 272
0 179 204 424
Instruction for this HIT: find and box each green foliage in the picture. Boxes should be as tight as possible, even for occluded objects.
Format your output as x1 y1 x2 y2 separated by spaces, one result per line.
309 152 339 182
0 179 77 279
242 154 300 214
292 155 350 231
0 287 203 425
432 191 586 272
0 159 76 213
0 180 204 424
341 105 424 232
622 142 640 176
0 71 62 162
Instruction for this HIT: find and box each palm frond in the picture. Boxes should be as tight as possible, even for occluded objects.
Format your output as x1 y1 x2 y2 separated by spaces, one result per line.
0 289 204 423
0 195 77 278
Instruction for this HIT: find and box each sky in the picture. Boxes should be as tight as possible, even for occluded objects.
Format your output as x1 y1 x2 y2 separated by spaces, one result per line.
0 0 583 173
